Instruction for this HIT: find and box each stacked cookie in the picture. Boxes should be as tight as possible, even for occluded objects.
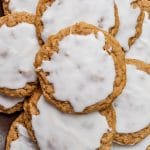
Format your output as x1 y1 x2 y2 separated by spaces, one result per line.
0 0 150 149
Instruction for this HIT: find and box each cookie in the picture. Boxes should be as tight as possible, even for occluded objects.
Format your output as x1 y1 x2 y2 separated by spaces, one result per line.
36 0 119 43
126 12 150 64
6 113 38 150
112 135 150 150
23 89 116 150
3 0 39 15
0 95 24 114
113 59 150 145
35 22 126 113
0 12 41 97
115 0 144 51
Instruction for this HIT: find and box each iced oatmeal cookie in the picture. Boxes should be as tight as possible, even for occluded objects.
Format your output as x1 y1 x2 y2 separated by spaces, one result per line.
35 22 126 113
36 0 119 43
0 13 41 97
113 59 150 145
23 89 116 150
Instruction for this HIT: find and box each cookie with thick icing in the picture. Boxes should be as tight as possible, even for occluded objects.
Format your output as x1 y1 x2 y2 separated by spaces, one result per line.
126 12 150 64
3 0 39 15
115 0 144 51
35 22 126 113
0 12 41 97
0 95 24 114
113 59 150 145
36 0 119 43
24 89 116 150
6 113 38 150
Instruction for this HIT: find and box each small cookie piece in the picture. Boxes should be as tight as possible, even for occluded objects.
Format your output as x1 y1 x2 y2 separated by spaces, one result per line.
6 113 38 150
0 13 40 97
113 59 150 145
115 0 144 50
36 0 119 42
126 12 150 64
24 89 116 150
112 135 150 150
3 0 39 15
35 22 126 113
0 95 24 114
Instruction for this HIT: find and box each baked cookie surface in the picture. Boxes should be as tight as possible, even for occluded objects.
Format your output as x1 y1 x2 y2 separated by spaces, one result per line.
3 0 39 15
24 89 116 150
112 135 150 150
35 22 126 113
0 12 40 97
36 0 119 42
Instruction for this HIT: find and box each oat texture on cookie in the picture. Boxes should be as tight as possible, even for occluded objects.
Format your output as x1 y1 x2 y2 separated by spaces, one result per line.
36 0 119 42
3 0 39 15
112 135 150 150
0 13 40 97
35 22 126 113
23 89 116 150
113 59 150 145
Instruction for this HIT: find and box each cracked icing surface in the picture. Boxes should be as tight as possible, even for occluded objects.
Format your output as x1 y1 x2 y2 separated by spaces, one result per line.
41 33 115 112
32 96 109 150
126 12 150 63
8 0 39 14
10 124 36 150
41 0 116 41
112 135 150 150
113 64 150 133
0 23 40 89
0 95 23 108
115 0 140 50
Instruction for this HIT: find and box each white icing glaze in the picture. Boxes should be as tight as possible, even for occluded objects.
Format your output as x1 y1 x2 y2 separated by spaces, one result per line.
115 0 140 50
10 124 37 150
113 64 150 133
0 23 40 89
41 0 115 41
32 96 109 150
0 95 23 108
126 13 150 63
9 0 39 14
41 33 115 112
112 135 150 150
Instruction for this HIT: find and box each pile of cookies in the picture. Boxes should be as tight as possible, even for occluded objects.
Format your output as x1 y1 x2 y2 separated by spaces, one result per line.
0 0 150 149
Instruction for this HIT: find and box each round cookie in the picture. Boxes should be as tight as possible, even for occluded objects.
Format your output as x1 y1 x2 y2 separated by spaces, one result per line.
0 95 24 114
3 0 39 15
36 0 119 43
24 89 116 150
126 12 150 64
6 113 38 150
115 0 144 51
35 22 126 113
0 12 41 97
113 59 150 145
